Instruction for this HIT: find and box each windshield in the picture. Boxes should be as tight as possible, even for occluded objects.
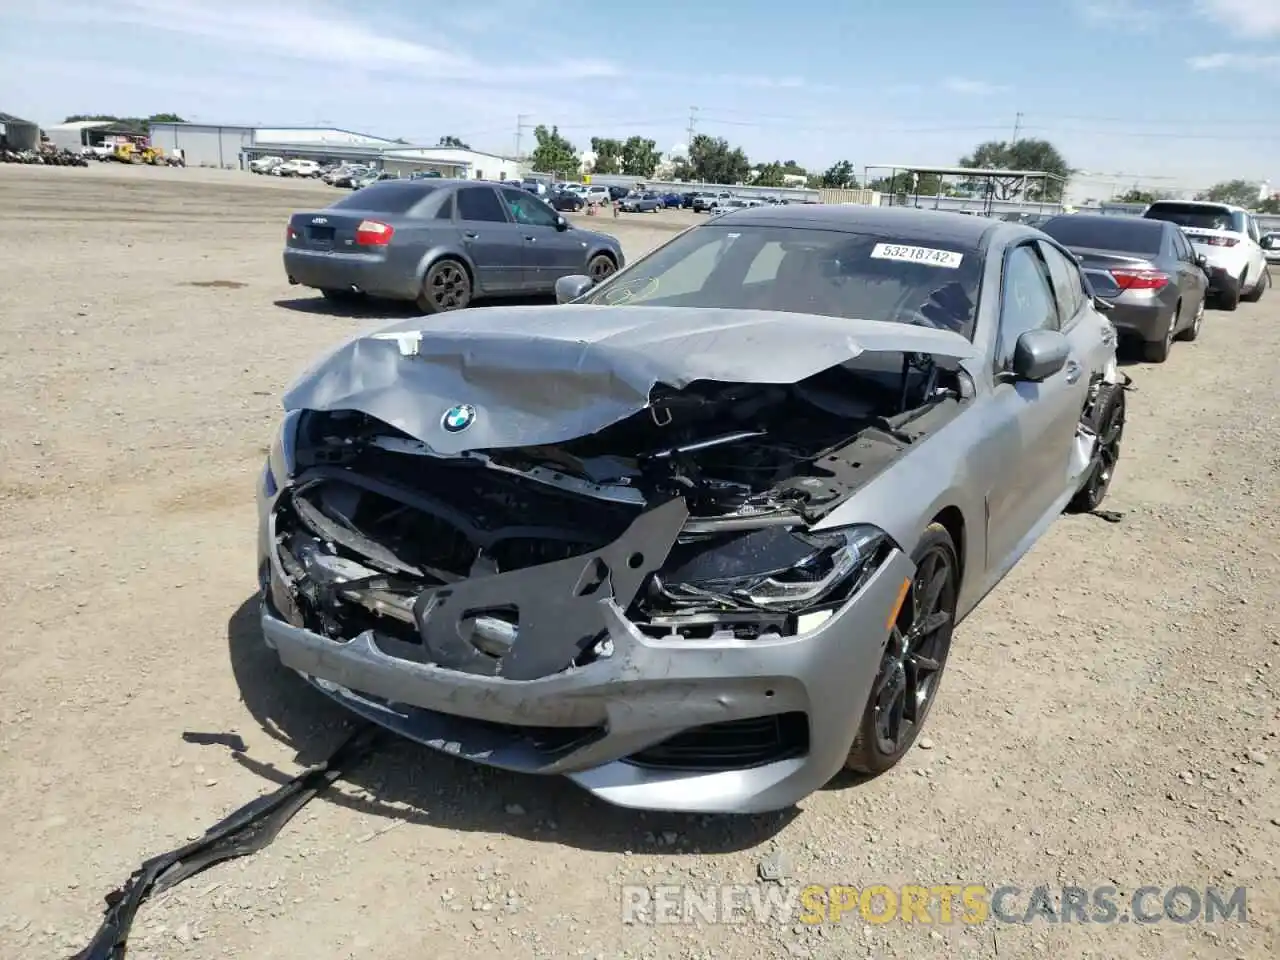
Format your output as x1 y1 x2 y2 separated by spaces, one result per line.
1145 203 1245 233
330 182 438 213
1040 216 1163 255
580 224 983 338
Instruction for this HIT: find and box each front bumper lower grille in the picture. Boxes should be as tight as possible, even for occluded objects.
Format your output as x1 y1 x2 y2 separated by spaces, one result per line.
625 712 809 772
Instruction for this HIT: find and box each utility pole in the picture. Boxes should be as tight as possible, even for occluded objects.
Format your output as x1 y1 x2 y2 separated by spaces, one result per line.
514 114 531 163
1011 111 1023 145
685 107 698 182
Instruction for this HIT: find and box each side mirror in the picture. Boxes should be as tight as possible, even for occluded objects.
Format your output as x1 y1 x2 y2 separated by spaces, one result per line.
555 215 569 232
1011 329 1069 382
555 274 593 303
1195 253 1208 267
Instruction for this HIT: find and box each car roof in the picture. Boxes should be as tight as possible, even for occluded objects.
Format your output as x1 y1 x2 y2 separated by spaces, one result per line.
1045 212 1165 228
1146 199 1244 211
713 203 1003 247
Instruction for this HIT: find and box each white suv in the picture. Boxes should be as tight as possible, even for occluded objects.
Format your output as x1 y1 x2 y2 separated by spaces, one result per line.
1142 200 1269 309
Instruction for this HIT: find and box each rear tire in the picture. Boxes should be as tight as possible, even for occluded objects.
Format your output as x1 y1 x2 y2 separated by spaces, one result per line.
1218 277 1241 311
844 523 959 775
1243 266 1269 302
416 258 472 314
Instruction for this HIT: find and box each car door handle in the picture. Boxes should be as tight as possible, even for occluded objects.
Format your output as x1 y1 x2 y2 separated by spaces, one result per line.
1064 360 1082 384
524 235 537 242
463 231 478 240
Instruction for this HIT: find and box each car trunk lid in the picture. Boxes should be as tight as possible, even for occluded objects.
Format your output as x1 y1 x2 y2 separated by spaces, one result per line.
287 211 393 253
1067 246 1161 298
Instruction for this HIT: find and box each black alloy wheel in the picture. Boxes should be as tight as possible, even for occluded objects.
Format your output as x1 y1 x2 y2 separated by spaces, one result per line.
845 523 959 774
1067 382 1125 513
417 259 472 314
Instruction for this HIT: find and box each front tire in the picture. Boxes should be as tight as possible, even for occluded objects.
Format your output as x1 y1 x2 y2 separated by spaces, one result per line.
586 253 616 283
1067 381 1126 513
416 258 472 314
1177 296 1205 342
844 523 960 775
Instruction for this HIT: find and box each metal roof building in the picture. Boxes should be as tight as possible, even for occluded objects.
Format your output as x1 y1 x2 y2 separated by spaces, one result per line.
0 111 40 151
148 121 522 179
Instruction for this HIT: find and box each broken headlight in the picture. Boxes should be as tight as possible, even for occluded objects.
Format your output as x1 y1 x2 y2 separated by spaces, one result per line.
659 525 891 612
264 409 303 497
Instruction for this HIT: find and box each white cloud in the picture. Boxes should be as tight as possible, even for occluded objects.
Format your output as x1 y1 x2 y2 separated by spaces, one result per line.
1187 51 1280 72
1195 0 1280 38
14 0 620 83
943 77 1008 95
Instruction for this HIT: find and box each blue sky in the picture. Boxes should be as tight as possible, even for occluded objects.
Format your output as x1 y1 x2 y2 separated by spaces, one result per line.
2 0 1279 198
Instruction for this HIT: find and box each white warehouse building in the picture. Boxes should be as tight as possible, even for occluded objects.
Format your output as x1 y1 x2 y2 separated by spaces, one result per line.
148 122 522 180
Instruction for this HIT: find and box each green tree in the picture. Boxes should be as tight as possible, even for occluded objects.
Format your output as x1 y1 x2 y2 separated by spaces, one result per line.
1257 195 1280 214
683 134 750 185
437 135 471 149
867 172 944 198
958 138 1071 200
1115 188 1158 204
753 161 786 187
781 160 807 177
589 137 622 175
529 124 578 176
1196 179 1260 207
64 113 187 136
620 136 661 177
820 160 857 188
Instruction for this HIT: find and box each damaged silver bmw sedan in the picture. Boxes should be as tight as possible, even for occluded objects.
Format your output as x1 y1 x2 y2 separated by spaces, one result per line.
257 205 1126 814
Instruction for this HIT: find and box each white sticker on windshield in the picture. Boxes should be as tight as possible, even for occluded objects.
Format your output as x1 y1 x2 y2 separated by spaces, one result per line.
870 243 963 268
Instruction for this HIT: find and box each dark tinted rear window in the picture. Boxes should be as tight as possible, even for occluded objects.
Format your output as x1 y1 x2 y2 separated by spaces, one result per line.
1144 203 1243 233
1040 216 1163 255
330 181 437 213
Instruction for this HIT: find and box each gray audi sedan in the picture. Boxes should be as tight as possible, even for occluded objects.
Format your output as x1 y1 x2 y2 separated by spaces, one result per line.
284 179 624 313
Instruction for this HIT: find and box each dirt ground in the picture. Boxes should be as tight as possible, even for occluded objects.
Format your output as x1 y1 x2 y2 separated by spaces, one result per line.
0 163 1276 960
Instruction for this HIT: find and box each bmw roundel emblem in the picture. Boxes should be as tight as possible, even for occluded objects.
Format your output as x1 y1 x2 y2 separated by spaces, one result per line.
441 403 476 433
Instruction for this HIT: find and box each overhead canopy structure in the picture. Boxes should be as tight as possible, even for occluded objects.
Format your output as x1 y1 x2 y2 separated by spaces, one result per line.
863 164 1069 215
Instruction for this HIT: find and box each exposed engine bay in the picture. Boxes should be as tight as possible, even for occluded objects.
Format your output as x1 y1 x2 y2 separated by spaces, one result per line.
269 354 970 678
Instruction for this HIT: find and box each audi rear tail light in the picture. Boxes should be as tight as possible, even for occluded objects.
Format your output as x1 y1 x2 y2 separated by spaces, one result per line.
354 220 394 245
1203 236 1239 247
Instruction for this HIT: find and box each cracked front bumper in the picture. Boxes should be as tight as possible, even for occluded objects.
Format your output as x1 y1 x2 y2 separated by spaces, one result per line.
257 492 913 814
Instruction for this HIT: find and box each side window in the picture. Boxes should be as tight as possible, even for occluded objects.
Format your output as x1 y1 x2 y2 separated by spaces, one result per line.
433 193 455 220
456 186 508 223
1036 241 1086 325
500 187 559 227
1178 230 1195 261
997 244 1059 370
1248 217 1261 243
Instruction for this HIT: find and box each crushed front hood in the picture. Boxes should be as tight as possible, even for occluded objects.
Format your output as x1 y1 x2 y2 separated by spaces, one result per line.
282 304 977 455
